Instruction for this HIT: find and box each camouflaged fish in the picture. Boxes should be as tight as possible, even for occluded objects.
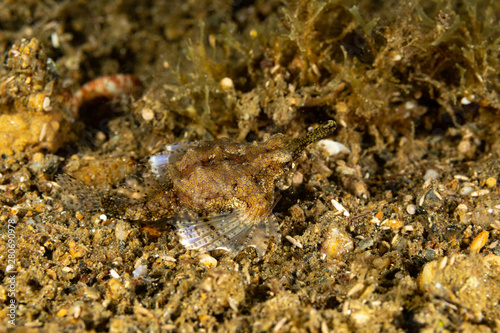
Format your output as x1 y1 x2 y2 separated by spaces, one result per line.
58 120 337 257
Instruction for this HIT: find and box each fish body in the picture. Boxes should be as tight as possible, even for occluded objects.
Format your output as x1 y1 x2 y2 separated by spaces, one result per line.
59 121 337 257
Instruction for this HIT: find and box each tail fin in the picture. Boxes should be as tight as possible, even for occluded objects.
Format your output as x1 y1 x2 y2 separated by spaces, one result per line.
289 120 337 159
56 174 102 212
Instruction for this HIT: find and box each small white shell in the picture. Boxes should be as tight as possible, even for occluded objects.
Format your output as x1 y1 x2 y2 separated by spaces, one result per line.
220 77 234 90
317 139 350 156
198 253 217 268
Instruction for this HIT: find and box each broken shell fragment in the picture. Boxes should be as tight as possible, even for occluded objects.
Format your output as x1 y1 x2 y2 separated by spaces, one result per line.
317 139 350 156
321 227 353 259
199 253 218 269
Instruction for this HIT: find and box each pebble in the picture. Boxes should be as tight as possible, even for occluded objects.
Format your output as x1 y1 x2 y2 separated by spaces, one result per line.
95 131 106 141
132 265 148 278
461 96 472 105
418 257 447 290
42 96 52 111
404 101 415 109
455 203 469 224
292 171 303 186
27 153 63 174
423 169 439 181
372 257 391 270
457 139 472 155
468 230 489 254
109 269 121 279
107 276 125 300
285 235 303 249
26 217 36 227
485 177 496 188
358 238 374 250
220 77 234 91
321 228 354 259
383 219 404 231
406 204 416 215
28 92 46 112
454 175 470 181
161 255 177 262
57 308 67 317
471 189 490 197
331 199 350 217
115 222 130 241
422 249 436 262
459 186 474 196
68 239 87 258
316 139 350 156
142 108 154 121
198 253 217 269
289 204 305 223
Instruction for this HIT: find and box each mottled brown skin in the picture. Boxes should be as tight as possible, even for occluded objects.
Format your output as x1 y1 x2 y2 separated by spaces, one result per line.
171 136 291 221
102 135 292 223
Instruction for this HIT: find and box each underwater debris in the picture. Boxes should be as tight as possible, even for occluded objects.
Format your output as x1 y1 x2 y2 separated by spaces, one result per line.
58 120 337 258
72 74 143 116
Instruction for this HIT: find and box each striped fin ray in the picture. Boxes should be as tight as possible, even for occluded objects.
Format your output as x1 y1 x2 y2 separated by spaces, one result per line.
173 209 280 258
214 223 255 257
246 215 281 257
148 142 197 181
174 209 250 250
56 174 102 212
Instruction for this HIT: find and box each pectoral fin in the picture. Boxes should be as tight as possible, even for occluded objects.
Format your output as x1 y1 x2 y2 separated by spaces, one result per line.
172 209 280 258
